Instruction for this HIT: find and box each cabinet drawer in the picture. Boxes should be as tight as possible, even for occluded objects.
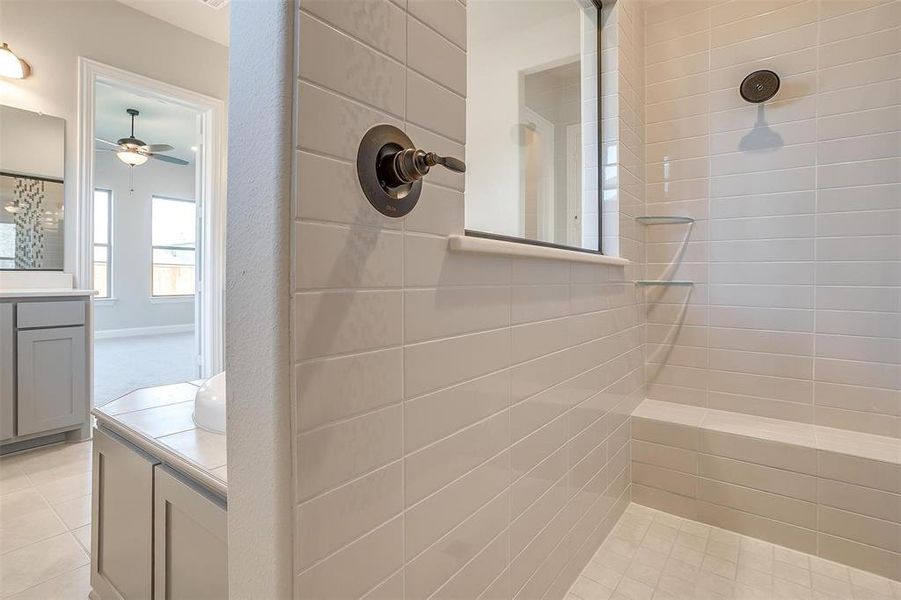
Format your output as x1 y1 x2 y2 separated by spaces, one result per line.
17 300 86 329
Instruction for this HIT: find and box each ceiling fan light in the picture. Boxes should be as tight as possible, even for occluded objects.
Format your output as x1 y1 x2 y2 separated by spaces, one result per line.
116 149 148 166
0 43 30 79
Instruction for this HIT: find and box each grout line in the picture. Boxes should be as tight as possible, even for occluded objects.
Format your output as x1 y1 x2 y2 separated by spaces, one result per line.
402 6 409 593
813 0 821 462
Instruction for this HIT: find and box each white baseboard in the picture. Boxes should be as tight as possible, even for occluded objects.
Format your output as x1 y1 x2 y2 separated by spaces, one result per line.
94 324 194 339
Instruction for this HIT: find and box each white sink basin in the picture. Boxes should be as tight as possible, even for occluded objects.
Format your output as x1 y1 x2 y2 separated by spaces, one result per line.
193 372 226 434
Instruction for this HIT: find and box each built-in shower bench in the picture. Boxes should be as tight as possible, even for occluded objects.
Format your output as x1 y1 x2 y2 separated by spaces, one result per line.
629 399 901 581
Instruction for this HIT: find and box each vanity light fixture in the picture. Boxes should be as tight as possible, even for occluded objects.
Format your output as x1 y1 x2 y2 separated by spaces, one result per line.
0 43 31 79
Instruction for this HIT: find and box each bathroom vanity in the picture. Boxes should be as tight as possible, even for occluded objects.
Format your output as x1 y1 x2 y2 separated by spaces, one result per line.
0 290 93 453
90 382 228 600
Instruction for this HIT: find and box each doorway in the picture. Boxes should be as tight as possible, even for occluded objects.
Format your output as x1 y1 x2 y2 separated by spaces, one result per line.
76 59 225 406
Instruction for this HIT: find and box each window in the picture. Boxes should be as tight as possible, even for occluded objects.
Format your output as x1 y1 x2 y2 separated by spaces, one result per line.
93 189 112 298
151 196 196 297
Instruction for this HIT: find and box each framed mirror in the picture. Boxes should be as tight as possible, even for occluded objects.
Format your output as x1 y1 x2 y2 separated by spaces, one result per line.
465 0 602 253
0 105 66 270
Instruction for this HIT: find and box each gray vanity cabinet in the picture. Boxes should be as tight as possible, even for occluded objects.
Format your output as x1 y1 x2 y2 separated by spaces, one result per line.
0 304 14 441
153 466 228 600
17 325 87 436
91 428 158 600
1 296 90 449
91 428 228 600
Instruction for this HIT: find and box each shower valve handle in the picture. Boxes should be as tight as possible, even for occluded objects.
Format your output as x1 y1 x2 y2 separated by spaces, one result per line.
357 124 461 218
389 148 466 186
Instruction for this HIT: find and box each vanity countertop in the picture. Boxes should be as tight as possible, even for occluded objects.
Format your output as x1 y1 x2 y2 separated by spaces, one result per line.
0 288 96 299
92 381 227 498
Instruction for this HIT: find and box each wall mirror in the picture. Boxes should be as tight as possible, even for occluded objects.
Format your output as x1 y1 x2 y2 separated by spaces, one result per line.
466 0 602 253
0 105 66 270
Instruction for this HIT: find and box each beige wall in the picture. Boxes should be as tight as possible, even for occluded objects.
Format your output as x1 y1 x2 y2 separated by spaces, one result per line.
290 0 645 598
643 0 901 438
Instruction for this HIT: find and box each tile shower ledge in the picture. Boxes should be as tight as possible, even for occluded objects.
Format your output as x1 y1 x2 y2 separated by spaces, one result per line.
633 399 901 465
448 234 631 266
92 381 227 498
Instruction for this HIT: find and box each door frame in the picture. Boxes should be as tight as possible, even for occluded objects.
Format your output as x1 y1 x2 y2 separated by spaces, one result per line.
519 106 556 243
75 58 226 390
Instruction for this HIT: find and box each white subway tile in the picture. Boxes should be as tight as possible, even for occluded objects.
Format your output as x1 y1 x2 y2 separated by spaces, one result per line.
408 0 466 49
299 12 405 116
296 348 403 432
405 286 510 343
295 405 403 501
296 81 402 161
296 151 402 229
294 290 402 359
405 328 511 397
407 16 465 95
294 221 403 290
302 0 405 61
405 411 510 505
296 463 403 570
295 517 403 600
820 0 901 43
711 1 817 49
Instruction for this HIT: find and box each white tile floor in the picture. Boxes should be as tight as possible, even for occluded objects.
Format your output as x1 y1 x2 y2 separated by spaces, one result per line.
0 441 92 599
568 504 901 600
5 443 900 600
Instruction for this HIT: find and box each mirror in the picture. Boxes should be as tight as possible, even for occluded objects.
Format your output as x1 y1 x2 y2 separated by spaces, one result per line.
0 105 66 270
466 0 601 252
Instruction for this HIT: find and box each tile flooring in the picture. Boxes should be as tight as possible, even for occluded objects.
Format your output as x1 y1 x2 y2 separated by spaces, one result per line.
0 441 92 599
4 442 900 600
568 504 901 600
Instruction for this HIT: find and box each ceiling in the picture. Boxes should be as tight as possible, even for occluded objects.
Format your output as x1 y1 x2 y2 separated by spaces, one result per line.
113 0 229 47
95 82 200 165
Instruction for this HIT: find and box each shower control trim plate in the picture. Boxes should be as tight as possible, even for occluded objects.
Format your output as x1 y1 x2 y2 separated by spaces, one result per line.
356 125 422 218
356 124 466 218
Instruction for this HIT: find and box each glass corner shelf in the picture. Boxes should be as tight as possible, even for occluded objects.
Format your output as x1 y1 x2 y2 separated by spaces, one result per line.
636 216 695 225
634 280 695 286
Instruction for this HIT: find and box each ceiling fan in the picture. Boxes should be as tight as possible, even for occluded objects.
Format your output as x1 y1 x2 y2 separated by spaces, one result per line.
96 108 189 167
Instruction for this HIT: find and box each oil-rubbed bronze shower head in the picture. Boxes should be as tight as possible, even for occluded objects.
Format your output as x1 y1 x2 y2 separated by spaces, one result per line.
740 70 780 103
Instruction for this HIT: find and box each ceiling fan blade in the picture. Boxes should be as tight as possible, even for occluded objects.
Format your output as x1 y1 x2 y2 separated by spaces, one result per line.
141 144 174 152
150 153 189 166
95 138 121 147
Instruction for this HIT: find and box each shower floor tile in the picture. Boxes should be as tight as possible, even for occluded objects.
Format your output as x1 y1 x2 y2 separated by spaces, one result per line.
567 503 901 600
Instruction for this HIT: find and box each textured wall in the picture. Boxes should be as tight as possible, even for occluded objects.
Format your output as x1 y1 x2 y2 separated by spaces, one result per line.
291 0 645 598
225 2 295 597
643 0 901 438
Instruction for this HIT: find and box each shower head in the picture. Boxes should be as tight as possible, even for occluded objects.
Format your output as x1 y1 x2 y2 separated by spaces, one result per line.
740 70 780 103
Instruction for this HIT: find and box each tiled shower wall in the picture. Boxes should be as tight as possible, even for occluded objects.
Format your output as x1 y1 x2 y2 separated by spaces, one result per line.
644 0 901 438
291 0 646 598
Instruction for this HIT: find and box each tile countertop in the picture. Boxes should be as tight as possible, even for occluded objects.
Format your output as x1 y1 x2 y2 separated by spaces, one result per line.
92 381 228 498
0 288 96 298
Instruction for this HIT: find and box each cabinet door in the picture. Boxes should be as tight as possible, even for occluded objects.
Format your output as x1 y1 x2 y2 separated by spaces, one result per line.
0 304 13 440
17 326 86 436
91 428 158 600
154 466 228 600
